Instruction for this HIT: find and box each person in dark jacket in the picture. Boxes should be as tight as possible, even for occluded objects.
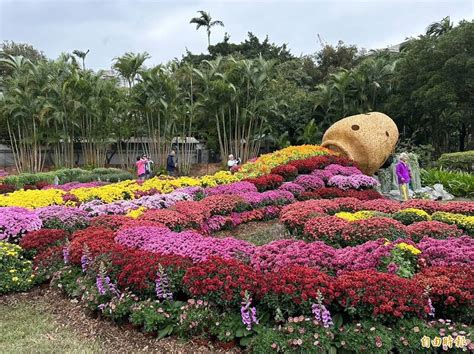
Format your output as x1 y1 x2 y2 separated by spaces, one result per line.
167 150 177 176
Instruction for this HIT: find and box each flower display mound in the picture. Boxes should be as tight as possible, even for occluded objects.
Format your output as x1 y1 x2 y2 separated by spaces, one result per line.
1 144 474 352
235 145 335 177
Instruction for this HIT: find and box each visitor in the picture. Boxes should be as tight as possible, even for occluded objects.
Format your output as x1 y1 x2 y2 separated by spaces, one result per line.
167 150 177 176
396 152 411 201
135 156 146 181
143 154 154 179
227 154 241 171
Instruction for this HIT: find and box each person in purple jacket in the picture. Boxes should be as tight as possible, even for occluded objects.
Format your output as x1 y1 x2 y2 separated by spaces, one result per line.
396 152 411 201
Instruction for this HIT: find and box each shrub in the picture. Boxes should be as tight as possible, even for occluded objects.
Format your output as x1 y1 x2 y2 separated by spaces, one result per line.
437 150 474 172
259 266 335 316
335 270 428 321
0 184 15 194
414 266 474 321
183 257 261 307
0 242 34 294
19 229 68 253
406 221 464 242
421 168 474 197
244 174 284 192
270 164 298 181
392 208 431 225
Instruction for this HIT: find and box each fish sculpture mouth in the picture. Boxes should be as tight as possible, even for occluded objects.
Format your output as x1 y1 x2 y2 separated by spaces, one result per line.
321 140 353 160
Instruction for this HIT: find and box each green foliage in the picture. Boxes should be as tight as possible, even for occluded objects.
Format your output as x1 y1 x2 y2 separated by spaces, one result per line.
129 299 185 337
0 242 34 294
437 150 474 172
421 168 474 197
2 168 132 189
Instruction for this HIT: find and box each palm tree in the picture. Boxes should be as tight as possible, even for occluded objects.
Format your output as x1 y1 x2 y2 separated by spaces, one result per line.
190 11 224 47
113 52 150 88
72 49 90 70
426 16 453 37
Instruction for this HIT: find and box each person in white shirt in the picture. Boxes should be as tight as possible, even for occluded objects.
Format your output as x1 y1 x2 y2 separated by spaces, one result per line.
227 154 240 170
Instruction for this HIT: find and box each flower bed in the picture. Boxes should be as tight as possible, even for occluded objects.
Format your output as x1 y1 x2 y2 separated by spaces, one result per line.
1 145 473 352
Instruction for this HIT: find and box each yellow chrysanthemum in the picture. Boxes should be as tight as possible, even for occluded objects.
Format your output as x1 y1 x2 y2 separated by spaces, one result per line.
396 242 421 255
126 207 147 219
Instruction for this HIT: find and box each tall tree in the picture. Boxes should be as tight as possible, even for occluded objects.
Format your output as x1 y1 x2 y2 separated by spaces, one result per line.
190 10 224 47
426 16 453 37
72 49 90 70
113 52 150 88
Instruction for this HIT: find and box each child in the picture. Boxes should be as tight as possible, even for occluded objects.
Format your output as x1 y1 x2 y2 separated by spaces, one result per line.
395 152 411 201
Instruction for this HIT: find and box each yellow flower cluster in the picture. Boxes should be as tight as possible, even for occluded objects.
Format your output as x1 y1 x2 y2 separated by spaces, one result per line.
0 241 35 294
0 242 22 257
432 211 474 232
0 170 238 208
0 145 331 208
396 242 422 255
126 207 146 219
335 210 377 222
398 208 431 220
235 145 333 178
0 188 65 208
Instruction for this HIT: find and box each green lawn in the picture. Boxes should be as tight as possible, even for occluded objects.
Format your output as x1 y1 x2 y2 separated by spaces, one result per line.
0 300 100 353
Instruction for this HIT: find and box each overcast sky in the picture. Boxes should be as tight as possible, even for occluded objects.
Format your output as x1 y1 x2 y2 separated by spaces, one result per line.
1 0 472 70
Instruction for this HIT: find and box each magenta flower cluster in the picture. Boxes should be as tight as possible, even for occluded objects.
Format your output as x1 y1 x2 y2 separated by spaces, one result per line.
35 205 89 228
0 207 42 241
205 182 257 196
417 236 474 266
294 175 325 191
278 182 305 196
115 226 256 262
328 174 378 190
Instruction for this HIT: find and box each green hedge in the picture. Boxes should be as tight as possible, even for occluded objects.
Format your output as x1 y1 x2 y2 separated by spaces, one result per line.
3 168 133 188
437 150 474 172
421 168 474 198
